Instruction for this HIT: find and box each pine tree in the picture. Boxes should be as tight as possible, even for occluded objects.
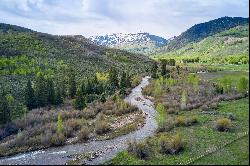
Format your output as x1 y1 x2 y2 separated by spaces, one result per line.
160 59 167 76
151 62 158 78
69 71 77 98
73 88 86 110
120 72 127 89
0 91 11 124
109 67 119 88
35 73 48 107
47 78 56 105
25 79 36 110
55 87 63 105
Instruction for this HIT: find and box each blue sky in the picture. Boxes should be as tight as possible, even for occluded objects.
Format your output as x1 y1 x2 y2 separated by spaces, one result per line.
0 0 248 38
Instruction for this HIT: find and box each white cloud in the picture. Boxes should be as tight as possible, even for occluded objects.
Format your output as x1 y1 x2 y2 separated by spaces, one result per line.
0 0 248 38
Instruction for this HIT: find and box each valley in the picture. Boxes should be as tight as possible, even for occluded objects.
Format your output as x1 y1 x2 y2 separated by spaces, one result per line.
0 15 249 165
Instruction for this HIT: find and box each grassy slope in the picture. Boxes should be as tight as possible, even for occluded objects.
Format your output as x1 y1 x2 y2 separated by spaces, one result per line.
153 25 249 60
107 97 249 165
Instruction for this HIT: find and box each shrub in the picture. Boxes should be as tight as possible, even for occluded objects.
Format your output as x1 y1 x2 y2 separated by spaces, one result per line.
175 116 198 127
184 116 198 126
40 130 53 146
95 119 110 135
167 107 176 114
57 113 63 134
83 107 97 119
127 140 153 159
51 133 66 146
153 79 163 97
159 134 184 154
157 119 174 133
142 84 154 96
78 126 90 142
215 118 232 132
131 75 142 87
166 77 175 87
156 103 166 126
180 90 188 110
175 116 185 126
219 76 233 93
12 130 26 147
237 76 248 93
65 119 82 131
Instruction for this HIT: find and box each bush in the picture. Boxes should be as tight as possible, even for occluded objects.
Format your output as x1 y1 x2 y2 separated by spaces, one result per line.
127 140 153 159
167 107 176 114
156 103 166 126
51 133 66 146
215 118 232 132
184 116 198 126
237 76 248 93
157 119 174 133
159 134 184 154
175 116 185 126
78 126 90 142
175 116 198 127
40 130 53 146
131 75 142 87
95 119 110 135
180 90 188 110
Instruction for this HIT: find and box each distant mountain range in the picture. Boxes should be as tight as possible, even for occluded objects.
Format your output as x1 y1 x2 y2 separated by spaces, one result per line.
89 32 168 55
89 16 249 56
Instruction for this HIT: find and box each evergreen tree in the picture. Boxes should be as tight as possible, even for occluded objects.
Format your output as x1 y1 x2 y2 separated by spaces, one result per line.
151 62 158 78
47 78 56 105
160 59 167 76
25 79 36 110
81 82 86 95
69 75 76 98
73 88 86 110
120 72 127 89
0 91 11 124
68 70 77 98
85 79 92 94
109 67 119 88
35 73 48 107
55 87 63 105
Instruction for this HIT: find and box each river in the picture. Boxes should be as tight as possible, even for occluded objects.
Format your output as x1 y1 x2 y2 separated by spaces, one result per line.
0 76 157 165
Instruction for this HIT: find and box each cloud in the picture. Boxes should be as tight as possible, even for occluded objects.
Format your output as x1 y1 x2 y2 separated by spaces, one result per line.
0 0 248 38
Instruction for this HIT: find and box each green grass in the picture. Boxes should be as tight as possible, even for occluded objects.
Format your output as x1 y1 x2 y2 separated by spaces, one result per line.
107 97 249 165
193 136 249 165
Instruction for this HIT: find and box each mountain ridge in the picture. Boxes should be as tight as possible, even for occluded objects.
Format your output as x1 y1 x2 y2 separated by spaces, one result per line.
156 16 249 53
89 32 168 55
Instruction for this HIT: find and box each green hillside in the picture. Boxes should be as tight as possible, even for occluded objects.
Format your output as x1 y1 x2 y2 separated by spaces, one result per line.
153 25 249 64
0 23 154 119
156 17 248 53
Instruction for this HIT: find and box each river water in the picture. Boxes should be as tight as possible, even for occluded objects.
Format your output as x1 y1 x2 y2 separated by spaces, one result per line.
0 76 157 165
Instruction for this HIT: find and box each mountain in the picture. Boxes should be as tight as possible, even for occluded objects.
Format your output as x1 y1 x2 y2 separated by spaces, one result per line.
153 24 249 64
89 32 168 55
0 23 154 102
156 16 249 53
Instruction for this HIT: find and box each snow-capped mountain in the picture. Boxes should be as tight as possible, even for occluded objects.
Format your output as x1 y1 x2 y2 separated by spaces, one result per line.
89 32 168 55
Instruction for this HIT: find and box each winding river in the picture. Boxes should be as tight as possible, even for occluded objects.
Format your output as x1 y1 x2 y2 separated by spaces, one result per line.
0 76 157 165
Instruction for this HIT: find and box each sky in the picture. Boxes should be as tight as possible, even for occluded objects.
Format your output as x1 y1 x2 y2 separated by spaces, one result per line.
0 0 248 38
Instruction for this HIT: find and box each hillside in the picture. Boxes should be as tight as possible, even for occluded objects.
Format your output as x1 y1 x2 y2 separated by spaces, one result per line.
153 24 249 64
89 32 168 55
156 16 249 53
0 23 154 103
